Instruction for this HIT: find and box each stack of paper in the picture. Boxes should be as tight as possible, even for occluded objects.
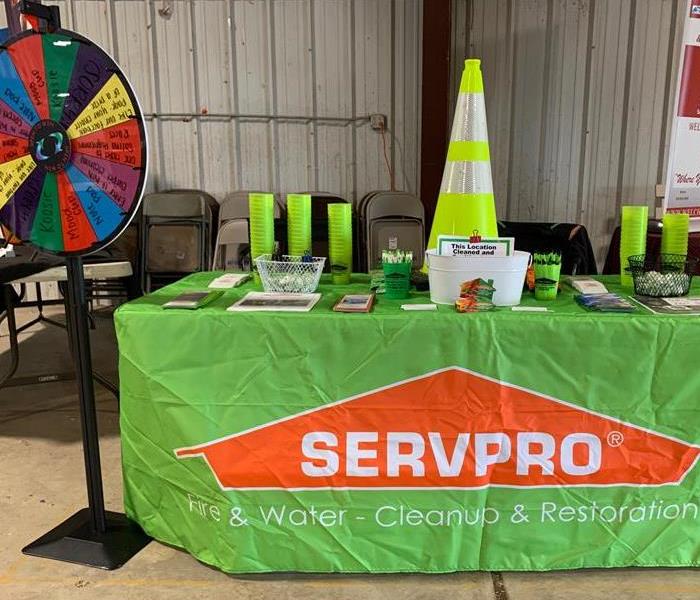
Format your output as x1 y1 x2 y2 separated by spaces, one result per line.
209 273 250 289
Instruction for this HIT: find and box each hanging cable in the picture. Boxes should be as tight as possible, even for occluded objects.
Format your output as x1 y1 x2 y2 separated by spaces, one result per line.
380 122 396 191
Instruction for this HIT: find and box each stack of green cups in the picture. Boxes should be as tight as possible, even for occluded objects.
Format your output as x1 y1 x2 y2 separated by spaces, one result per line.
286 194 312 257
327 203 352 284
249 193 275 283
620 205 648 288
661 212 690 258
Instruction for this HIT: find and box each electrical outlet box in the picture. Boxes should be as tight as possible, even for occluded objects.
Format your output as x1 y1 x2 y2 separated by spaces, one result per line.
369 114 386 130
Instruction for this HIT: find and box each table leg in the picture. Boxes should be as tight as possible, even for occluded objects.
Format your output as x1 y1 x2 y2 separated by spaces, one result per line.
1 284 75 389
92 371 119 401
0 281 118 397
35 282 66 329
0 284 20 388
13 284 66 334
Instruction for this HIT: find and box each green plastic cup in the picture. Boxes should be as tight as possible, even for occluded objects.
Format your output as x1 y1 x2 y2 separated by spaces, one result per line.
534 263 561 301
328 203 352 284
287 194 312 257
249 193 275 282
620 205 648 288
383 261 411 299
661 212 689 257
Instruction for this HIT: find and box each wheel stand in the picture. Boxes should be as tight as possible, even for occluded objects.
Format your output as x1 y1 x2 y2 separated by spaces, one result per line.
22 256 150 569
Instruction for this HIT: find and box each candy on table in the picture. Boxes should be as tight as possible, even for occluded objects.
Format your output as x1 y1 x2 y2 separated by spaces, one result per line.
459 278 495 300
455 297 494 313
455 278 496 312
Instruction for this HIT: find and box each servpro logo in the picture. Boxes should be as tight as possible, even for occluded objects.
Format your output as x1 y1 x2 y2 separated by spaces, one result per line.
174 368 700 490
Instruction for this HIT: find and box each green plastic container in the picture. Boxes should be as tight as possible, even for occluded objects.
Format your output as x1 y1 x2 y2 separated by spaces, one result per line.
249 193 275 283
383 262 411 299
287 194 312 257
620 205 648 288
534 263 561 301
328 203 352 284
661 212 689 257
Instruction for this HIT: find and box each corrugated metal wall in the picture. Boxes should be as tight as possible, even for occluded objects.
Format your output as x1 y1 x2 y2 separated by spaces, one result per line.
451 0 686 263
6 0 422 204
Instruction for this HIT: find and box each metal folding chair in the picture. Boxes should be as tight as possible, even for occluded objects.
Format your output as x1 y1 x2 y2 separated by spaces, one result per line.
359 191 425 271
140 190 218 292
211 192 282 271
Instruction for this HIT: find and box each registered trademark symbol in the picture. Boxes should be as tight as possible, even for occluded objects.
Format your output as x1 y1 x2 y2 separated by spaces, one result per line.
607 431 624 447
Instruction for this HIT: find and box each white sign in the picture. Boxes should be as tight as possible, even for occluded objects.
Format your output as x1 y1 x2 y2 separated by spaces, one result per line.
664 0 700 221
437 235 514 258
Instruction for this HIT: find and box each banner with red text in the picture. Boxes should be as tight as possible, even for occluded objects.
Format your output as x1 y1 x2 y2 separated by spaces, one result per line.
665 0 700 216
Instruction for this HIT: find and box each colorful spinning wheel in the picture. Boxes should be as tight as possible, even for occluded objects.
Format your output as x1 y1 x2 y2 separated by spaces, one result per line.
0 28 146 256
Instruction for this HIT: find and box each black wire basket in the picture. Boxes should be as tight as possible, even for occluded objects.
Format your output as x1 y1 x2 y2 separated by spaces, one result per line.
627 254 698 297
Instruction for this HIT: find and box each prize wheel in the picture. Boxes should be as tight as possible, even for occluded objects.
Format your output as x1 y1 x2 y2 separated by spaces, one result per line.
0 28 147 256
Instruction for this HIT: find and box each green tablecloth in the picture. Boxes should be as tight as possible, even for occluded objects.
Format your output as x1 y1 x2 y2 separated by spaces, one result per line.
116 273 700 573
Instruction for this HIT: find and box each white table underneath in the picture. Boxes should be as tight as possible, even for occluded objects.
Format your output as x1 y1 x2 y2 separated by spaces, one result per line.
1 260 133 392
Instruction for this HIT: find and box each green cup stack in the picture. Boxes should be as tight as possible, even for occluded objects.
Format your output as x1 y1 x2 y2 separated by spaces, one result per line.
661 212 690 258
286 194 312 257
620 205 648 288
249 193 275 283
327 203 352 285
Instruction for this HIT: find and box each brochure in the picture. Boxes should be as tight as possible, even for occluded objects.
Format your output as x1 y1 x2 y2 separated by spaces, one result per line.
209 273 250 289
163 291 223 310
333 294 375 313
575 293 636 313
228 292 321 312
631 295 700 316
565 276 609 295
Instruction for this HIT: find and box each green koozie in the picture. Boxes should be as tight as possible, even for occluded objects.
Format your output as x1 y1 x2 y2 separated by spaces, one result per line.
534 264 561 300
383 261 411 299
286 194 312 257
328 203 352 284
249 193 274 282
533 252 562 301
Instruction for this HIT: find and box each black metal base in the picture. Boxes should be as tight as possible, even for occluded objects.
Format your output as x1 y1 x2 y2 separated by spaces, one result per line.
22 509 151 570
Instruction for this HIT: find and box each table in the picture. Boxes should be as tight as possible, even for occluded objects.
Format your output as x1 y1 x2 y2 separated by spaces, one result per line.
1 260 132 391
116 273 700 573
9 261 134 284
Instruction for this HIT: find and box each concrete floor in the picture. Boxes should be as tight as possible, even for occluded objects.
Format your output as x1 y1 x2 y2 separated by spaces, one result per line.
1 305 699 600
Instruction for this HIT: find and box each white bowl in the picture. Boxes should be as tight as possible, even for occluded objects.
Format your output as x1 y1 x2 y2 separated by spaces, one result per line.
425 249 531 306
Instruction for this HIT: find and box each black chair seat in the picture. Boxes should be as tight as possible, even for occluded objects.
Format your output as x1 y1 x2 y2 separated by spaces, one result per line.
497 221 598 275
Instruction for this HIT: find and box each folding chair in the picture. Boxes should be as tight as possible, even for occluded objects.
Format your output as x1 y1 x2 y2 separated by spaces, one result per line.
358 191 425 271
211 192 282 271
140 190 218 292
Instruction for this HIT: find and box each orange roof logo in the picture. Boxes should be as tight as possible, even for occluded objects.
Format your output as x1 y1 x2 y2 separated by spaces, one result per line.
175 368 700 490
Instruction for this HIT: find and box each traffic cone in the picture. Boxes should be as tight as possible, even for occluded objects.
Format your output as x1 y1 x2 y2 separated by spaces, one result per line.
425 58 498 262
